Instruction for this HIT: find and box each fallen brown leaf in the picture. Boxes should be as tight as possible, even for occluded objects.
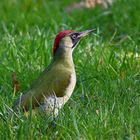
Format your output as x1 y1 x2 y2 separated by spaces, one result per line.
12 72 20 96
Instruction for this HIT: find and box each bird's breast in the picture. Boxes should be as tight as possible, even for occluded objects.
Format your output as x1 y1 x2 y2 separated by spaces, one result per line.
40 73 76 116
63 72 76 102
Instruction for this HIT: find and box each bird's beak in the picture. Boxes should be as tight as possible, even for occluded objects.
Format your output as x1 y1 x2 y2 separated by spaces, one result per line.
77 29 96 38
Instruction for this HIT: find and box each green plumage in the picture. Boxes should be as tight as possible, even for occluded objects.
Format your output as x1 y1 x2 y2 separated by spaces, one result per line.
13 36 76 111
13 29 93 115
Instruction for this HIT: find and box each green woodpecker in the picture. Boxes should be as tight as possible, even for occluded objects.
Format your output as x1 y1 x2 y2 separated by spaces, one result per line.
13 29 94 117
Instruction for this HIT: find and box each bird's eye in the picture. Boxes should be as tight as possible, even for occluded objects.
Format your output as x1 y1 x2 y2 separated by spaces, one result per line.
72 34 76 40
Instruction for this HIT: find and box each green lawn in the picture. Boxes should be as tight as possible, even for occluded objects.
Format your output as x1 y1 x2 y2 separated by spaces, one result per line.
0 0 140 139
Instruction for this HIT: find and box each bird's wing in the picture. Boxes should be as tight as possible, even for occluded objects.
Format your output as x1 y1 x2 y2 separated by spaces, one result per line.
13 64 73 111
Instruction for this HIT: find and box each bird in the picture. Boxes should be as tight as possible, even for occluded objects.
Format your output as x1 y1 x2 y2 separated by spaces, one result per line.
13 29 94 117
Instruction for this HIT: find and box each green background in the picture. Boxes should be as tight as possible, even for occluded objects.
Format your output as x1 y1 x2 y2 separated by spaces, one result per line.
0 0 140 139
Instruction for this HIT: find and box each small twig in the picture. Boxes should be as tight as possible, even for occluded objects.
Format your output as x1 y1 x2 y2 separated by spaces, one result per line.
12 72 20 97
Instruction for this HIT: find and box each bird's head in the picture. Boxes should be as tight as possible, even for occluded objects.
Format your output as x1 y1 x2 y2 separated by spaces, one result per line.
53 29 95 57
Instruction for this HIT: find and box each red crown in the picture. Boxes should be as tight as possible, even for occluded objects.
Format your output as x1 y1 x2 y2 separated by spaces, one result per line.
53 30 74 54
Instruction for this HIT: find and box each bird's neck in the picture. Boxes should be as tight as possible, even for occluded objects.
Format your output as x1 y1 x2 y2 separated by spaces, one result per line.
53 48 74 68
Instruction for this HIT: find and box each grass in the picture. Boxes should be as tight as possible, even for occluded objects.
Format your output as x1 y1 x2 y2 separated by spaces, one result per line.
0 0 140 139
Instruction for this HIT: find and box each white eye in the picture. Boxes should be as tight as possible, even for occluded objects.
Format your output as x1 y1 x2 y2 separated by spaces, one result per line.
72 34 76 39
